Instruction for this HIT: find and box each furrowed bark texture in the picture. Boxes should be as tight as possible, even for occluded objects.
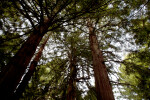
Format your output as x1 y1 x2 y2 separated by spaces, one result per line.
13 34 50 99
88 22 115 100
0 19 50 99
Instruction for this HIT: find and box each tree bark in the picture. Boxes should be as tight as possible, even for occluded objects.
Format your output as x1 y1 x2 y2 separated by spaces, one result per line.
12 34 50 99
88 21 115 100
66 48 77 100
0 19 50 99
66 66 77 100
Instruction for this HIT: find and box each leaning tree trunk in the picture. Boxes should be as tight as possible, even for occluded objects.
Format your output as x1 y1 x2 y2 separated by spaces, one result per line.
88 21 115 100
0 19 50 99
12 34 50 100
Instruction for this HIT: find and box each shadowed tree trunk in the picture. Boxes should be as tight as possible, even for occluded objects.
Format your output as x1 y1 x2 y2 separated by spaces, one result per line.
66 47 77 100
88 21 115 100
0 18 51 99
66 65 77 100
12 34 51 100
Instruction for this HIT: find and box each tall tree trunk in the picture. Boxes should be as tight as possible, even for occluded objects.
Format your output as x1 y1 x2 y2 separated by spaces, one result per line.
0 19 50 99
66 66 77 100
66 48 77 100
88 21 115 100
12 34 50 100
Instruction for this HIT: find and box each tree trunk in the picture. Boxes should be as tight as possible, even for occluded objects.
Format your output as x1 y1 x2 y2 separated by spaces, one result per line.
12 34 50 99
88 21 115 100
66 48 77 100
0 19 50 99
66 66 77 100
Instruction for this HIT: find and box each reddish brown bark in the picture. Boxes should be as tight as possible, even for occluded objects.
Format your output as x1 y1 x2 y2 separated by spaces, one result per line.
12 34 50 99
66 48 77 100
0 19 50 99
66 66 77 100
88 21 115 100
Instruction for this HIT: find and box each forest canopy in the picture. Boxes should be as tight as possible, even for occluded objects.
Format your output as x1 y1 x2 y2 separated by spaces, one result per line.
0 0 150 100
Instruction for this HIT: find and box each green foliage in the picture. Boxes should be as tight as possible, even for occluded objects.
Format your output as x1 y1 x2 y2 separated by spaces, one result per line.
22 58 68 100
19 0 130 99
21 26 94 99
0 33 23 71
84 86 97 100
124 0 147 9
0 0 30 71
133 19 150 46
2 0 150 99
118 1 150 99
119 50 150 99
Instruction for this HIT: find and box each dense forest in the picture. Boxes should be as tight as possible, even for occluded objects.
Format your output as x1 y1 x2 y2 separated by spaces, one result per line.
0 0 150 100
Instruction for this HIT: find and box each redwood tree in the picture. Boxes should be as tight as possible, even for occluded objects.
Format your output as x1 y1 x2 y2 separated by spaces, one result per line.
66 40 77 100
88 20 115 100
13 34 50 99
0 0 100 99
